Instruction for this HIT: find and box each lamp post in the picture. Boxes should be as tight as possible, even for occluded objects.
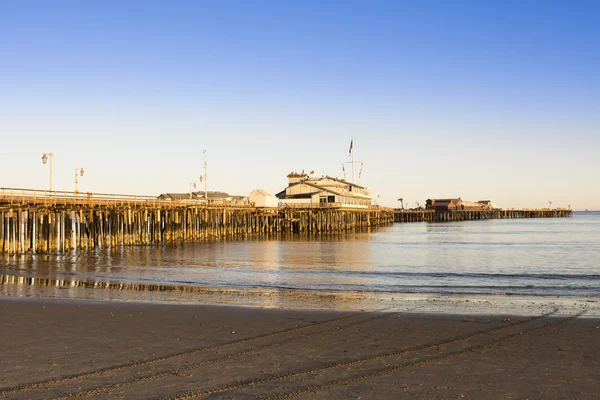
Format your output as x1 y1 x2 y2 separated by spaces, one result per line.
397 198 404 210
548 200 552 209
201 150 207 202
75 168 84 193
189 181 197 199
41 152 54 191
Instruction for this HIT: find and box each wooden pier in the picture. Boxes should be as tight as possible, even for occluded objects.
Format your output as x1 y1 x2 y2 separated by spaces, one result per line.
394 209 572 223
0 188 394 255
0 188 572 255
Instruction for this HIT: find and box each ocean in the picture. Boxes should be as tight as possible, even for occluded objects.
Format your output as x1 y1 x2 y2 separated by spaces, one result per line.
1 212 598 297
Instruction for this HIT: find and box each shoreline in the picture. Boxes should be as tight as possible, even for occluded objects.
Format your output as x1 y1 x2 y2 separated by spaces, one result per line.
1 274 598 317
1 296 598 399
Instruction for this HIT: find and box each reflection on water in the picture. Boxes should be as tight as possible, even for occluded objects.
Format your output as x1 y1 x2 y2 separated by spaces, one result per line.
1 213 599 297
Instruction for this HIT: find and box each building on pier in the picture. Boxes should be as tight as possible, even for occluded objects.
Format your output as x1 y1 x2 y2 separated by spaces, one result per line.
195 191 249 205
249 189 278 208
158 193 197 201
194 191 233 201
158 191 248 205
426 198 459 211
275 173 372 208
426 197 492 212
477 200 499 209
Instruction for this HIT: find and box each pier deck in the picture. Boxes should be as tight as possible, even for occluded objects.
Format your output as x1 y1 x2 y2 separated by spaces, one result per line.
0 188 394 255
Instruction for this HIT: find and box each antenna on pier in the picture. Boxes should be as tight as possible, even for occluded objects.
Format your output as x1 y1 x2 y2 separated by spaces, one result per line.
200 150 207 201
342 136 363 184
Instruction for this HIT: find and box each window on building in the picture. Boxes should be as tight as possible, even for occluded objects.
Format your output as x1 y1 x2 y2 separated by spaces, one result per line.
328 195 335 203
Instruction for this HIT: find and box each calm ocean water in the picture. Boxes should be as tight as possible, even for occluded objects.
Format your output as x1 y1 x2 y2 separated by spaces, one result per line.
1 212 599 297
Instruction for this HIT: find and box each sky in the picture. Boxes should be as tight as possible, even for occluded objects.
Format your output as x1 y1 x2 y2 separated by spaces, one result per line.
1 1 599 210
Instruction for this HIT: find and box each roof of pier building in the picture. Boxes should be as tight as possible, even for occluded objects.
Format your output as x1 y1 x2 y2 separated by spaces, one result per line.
276 192 318 200
286 172 366 188
251 189 271 197
193 191 232 200
319 176 366 189
158 193 197 200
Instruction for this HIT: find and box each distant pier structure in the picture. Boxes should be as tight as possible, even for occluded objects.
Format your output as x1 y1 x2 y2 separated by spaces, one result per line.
0 188 394 255
394 209 572 223
393 197 572 222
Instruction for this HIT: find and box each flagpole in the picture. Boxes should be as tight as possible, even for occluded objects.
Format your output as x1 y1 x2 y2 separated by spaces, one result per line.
203 150 207 201
351 136 355 184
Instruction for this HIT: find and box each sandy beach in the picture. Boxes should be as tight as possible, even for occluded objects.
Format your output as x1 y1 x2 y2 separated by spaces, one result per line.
2 0 599 398
1 296 598 400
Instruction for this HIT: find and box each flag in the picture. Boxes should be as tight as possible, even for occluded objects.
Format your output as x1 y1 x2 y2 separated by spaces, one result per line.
301 169 305 174
342 164 345 173
348 139 353 157
309 170 314 175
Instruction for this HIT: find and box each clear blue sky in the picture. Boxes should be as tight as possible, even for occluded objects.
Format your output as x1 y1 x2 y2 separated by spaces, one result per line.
1 1 599 209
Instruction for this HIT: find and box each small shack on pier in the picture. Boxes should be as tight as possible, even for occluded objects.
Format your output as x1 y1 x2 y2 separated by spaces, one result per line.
249 189 278 208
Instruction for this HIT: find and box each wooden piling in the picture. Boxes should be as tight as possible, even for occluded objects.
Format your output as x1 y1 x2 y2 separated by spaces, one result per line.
0 202 396 255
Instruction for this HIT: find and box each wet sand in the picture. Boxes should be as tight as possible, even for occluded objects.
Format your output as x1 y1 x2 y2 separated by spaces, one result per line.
1 296 599 399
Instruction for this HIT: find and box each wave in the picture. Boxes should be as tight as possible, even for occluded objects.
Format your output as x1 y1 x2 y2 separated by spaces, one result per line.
378 271 600 280
266 270 600 281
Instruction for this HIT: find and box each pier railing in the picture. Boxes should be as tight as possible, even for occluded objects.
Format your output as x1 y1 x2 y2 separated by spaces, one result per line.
281 202 343 209
0 188 253 209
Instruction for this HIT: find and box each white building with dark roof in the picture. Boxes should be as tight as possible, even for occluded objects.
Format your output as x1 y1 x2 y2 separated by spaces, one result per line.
275 173 372 208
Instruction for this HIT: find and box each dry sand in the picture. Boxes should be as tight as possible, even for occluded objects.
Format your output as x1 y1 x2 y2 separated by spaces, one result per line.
0 296 599 400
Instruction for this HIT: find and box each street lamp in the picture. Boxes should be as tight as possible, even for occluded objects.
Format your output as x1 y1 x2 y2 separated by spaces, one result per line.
397 198 404 210
548 200 552 209
41 152 54 191
75 168 84 193
201 150 208 202
189 181 197 199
